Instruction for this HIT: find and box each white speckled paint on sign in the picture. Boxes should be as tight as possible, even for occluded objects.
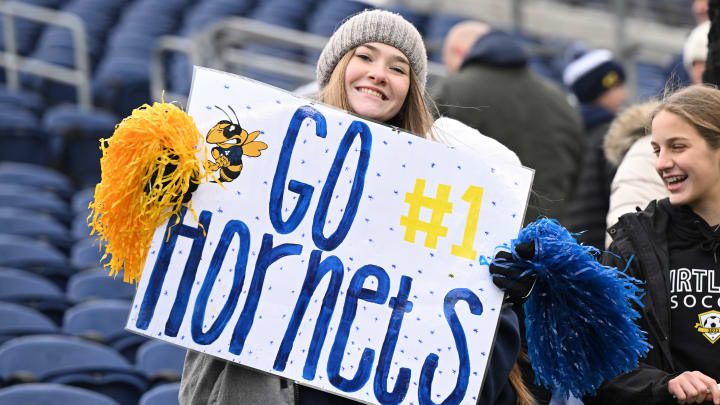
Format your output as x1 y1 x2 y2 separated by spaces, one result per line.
126 66 534 405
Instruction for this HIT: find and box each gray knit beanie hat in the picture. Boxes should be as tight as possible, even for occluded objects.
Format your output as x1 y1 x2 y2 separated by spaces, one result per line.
316 9 427 92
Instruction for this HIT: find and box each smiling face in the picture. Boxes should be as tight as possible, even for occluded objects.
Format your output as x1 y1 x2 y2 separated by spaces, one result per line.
343 42 411 123
651 110 720 215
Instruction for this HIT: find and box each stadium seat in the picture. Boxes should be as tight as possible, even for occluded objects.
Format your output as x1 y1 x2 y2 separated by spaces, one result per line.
71 214 93 241
114 11 177 37
0 183 72 224
0 302 59 345
0 383 121 405
0 208 72 250
105 31 159 60
66 268 135 303
42 105 118 188
71 187 95 241
250 0 313 31
62 299 147 361
70 237 109 270
306 0 369 37
71 187 95 215
637 60 671 102
0 161 74 199
386 6 427 34
0 234 73 286
180 0 257 34
0 86 46 117
0 108 51 165
138 382 180 405
0 267 70 324
92 56 152 118
0 18 44 56
0 335 148 405
135 340 186 384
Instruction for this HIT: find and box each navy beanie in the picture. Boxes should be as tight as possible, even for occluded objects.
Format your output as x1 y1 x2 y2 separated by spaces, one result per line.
563 49 625 103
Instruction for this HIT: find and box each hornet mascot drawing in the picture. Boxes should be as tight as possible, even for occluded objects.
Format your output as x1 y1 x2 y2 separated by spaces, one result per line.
206 105 268 182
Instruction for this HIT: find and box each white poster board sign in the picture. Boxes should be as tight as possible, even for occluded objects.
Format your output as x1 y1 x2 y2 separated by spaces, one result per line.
126 66 533 404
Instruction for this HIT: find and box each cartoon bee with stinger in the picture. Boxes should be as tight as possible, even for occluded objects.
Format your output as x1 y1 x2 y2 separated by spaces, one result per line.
206 105 267 183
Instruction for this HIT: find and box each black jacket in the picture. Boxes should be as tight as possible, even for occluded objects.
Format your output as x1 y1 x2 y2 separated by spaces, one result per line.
565 103 617 250
431 30 584 225
584 199 680 405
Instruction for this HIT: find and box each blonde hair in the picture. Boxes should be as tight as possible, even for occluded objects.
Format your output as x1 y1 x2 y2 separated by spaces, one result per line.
319 47 435 139
651 84 720 149
509 353 535 405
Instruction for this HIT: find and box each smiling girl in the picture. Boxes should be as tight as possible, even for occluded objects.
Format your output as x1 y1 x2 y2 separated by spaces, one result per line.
586 85 720 405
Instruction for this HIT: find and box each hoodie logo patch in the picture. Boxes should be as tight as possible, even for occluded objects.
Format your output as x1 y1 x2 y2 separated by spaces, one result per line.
695 310 720 343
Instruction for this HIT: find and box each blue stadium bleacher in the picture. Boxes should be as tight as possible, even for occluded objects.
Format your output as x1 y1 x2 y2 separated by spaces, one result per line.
0 234 73 286
62 299 147 361
71 214 93 241
0 208 72 250
0 383 121 405
42 105 118 187
0 302 59 345
138 382 181 405
66 268 135 303
135 340 187 384
0 162 74 199
70 236 109 270
0 334 148 405
0 267 70 323
0 107 51 166
0 86 46 117
0 183 72 224
71 186 94 215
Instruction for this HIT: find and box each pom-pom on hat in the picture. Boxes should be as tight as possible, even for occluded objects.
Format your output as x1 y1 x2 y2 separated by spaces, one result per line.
316 9 427 92
563 49 626 103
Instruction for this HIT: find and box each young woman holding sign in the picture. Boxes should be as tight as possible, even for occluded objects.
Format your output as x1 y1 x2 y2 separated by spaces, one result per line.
180 9 532 405
581 85 720 405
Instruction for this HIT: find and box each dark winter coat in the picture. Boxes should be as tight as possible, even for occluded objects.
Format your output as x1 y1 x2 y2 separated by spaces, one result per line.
431 30 584 225
583 199 679 405
565 103 617 250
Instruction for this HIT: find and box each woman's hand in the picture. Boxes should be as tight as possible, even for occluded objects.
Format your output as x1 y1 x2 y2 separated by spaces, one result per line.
489 242 536 304
668 371 720 404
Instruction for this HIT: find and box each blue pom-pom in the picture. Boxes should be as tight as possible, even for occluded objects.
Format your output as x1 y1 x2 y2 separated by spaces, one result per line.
507 218 650 399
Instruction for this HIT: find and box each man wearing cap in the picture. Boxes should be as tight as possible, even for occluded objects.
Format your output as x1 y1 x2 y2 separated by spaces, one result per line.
563 49 628 250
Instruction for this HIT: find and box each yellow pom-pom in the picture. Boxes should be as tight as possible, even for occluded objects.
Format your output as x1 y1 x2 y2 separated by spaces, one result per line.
88 102 212 284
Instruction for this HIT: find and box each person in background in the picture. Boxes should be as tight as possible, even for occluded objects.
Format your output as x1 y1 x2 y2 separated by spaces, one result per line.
695 0 710 25
603 100 667 248
563 49 627 250
431 21 584 227
684 21 711 85
585 84 720 405
180 9 533 405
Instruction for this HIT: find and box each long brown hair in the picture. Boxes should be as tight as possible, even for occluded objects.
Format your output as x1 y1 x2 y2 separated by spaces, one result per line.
509 352 535 405
650 84 720 149
319 46 435 138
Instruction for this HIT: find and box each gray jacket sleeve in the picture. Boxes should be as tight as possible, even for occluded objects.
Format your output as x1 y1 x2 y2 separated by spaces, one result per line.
179 350 295 405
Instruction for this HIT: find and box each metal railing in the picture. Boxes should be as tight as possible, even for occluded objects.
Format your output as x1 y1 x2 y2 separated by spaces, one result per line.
0 1 92 108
